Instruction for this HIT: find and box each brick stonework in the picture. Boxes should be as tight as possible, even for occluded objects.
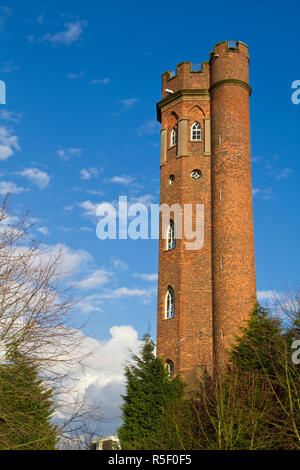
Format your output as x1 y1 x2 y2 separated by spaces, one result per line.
156 41 256 377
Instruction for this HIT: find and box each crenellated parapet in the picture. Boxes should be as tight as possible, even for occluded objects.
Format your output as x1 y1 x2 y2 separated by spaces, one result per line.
209 40 250 93
161 61 210 99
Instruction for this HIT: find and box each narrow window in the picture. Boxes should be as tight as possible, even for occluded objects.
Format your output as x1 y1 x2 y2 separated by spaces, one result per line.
166 220 175 250
220 329 224 343
165 359 174 376
165 287 175 318
171 127 177 146
191 122 201 141
169 174 175 185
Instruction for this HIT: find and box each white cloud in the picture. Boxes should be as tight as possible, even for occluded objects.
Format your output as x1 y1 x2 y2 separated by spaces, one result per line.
58 148 82 160
76 287 155 310
135 273 158 282
252 187 274 201
266 165 293 181
274 168 292 180
80 167 100 180
78 193 157 220
0 180 27 195
100 287 155 300
136 120 159 137
42 20 87 46
0 5 12 30
17 168 50 189
257 290 283 302
87 189 104 196
37 13 45 24
0 109 22 122
55 325 141 435
262 187 273 200
111 259 128 271
0 126 20 160
0 241 93 283
76 294 103 314
90 78 110 85
78 200 98 217
0 61 19 73
118 98 138 110
130 194 157 206
110 175 134 185
42 243 93 278
0 211 18 228
66 71 85 79
37 226 49 236
74 269 112 290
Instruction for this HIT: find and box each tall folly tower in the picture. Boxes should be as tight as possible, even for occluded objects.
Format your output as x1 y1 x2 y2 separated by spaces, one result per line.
156 40 256 377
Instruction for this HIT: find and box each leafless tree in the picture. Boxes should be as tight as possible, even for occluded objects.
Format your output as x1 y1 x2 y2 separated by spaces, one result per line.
0 196 104 448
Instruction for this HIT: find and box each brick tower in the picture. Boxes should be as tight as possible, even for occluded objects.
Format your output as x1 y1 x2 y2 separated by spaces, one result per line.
156 40 256 377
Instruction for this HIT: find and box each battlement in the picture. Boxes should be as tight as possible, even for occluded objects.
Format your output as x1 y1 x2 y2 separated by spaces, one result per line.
161 41 249 99
210 40 249 60
209 40 250 88
161 61 210 99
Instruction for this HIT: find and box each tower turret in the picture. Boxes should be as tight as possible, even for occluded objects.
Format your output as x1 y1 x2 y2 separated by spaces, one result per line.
210 41 256 369
156 41 256 377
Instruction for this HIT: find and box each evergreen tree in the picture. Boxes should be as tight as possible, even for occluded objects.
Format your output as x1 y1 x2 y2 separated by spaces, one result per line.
230 303 284 376
0 349 58 450
118 333 186 449
229 303 300 448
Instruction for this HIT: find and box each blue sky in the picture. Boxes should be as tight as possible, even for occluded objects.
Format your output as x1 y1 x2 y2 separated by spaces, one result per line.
0 0 299 435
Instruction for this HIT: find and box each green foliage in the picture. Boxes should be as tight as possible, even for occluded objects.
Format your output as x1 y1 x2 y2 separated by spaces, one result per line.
222 303 300 449
230 303 283 376
199 371 284 449
0 349 58 450
141 388 197 450
118 333 186 449
118 303 300 450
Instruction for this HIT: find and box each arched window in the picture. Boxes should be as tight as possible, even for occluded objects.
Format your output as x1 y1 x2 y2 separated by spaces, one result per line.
169 174 175 185
220 328 224 343
166 220 175 250
165 360 174 376
165 287 175 318
191 122 201 141
171 127 177 146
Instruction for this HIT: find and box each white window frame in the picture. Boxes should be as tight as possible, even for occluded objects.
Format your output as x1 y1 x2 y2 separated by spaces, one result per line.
171 127 177 146
191 121 202 141
165 287 175 319
166 220 175 250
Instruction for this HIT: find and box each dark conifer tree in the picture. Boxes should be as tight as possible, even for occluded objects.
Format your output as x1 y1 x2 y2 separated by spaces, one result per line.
230 303 283 376
118 333 185 449
0 349 58 450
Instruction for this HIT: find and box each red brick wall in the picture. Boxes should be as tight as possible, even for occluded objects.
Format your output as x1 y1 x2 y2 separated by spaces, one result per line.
210 42 256 369
157 41 256 377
